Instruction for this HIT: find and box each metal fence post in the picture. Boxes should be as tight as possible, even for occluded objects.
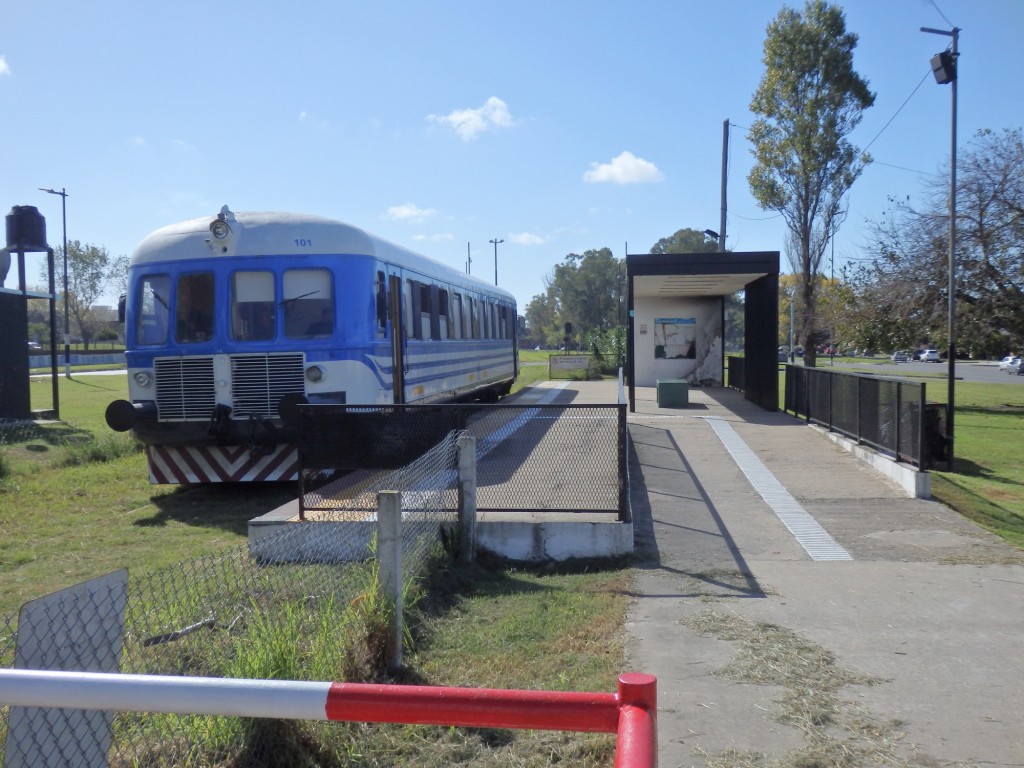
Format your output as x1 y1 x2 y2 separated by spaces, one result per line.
895 383 902 461
457 435 477 564
828 368 834 431
856 374 863 444
918 384 926 469
617 405 628 522
377 490 403 672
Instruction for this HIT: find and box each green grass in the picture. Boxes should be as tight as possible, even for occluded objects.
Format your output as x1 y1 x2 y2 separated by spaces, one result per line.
0 373 297 616
927 384 1024 548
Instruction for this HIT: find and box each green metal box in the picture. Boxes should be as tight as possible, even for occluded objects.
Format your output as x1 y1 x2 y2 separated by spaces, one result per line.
656 379 689 408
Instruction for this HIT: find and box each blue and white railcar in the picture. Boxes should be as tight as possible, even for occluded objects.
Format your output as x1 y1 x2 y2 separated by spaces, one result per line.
106 207 518 483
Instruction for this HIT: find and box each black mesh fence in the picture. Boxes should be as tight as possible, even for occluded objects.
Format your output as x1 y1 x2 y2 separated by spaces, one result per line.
784 365 948 469
297 403 628 520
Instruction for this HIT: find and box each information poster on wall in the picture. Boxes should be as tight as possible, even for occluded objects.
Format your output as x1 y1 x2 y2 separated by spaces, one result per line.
654 317 697 359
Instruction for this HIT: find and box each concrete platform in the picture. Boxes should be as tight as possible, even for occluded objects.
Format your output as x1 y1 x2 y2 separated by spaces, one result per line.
249 380 633 563
622 382 1024 767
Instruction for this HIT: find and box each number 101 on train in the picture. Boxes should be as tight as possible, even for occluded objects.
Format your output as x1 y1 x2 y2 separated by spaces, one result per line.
105 207 518 484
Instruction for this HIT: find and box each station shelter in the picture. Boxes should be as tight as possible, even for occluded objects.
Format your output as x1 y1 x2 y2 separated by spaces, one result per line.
625 250 780 412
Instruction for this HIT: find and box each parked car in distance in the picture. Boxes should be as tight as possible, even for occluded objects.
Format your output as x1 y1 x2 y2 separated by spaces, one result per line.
921 349 941 363
891 350 909 362
1000 356 1023 373
27 341 41 351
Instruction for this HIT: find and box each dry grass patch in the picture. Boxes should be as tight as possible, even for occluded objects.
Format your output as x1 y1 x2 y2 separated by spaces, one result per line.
683 610 921 768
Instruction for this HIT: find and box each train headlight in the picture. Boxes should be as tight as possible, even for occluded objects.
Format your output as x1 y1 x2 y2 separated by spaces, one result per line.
133 371 152 388
209 219 231 240
305 365 325 383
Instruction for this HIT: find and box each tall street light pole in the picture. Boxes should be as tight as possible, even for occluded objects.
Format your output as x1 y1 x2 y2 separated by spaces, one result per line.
489 238 503 286
38 186 71 379
922 25 958 470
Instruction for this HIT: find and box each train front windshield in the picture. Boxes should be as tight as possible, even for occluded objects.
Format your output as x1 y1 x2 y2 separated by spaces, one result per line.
133 267 337 347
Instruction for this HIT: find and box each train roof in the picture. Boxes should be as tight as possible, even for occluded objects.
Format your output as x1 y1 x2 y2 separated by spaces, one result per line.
131 207 515 301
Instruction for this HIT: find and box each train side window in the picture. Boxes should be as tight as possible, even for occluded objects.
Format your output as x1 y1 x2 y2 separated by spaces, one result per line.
175 272 215 343
137 274 170 345
231 271 276 341
419 283 432 340
451 293 463 340
403 280 414 339
375 271 388 336
438 289 450 339
500 305 509 339
468 296 479 339
284 268 333 339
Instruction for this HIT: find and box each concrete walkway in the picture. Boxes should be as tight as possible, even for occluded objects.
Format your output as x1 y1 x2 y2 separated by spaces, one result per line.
571 381 1023 767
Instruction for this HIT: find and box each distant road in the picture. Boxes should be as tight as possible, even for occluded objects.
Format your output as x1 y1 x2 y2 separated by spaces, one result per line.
809 358 1023 384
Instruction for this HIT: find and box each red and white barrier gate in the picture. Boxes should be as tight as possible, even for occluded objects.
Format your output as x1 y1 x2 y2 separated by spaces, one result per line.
0 669 657 768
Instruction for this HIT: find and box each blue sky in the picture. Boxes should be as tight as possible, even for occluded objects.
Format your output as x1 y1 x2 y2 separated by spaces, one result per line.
2 0 1021 311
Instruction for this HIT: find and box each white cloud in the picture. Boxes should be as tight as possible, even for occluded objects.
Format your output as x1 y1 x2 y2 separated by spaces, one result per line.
510 232 545 245
298 110 330 129
583 151 664 184
169 138 199 155
385 203 437 224
129 136 148 149
0 56 10 76
427 96 513 141
412 232 454 243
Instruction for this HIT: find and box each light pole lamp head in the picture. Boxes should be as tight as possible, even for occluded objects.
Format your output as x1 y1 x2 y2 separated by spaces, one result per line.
931 51 956 84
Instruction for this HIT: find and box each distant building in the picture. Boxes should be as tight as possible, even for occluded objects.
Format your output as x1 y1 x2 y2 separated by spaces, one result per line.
91 305 118 322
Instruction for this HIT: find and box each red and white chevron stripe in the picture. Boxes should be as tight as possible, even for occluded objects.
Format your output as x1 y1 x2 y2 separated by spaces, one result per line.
146 444 299 484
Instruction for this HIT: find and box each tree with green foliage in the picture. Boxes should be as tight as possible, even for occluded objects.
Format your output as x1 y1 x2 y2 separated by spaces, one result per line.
39 240 124 349
523 289 559 348
548 247 621 346
525 227 723 351
649 228 720 255
851 128 1024 359
748 0 874 367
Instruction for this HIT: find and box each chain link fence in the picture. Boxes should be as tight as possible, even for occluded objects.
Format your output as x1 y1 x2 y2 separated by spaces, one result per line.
0 433 461 767
0 419 45 450
297 403 628 520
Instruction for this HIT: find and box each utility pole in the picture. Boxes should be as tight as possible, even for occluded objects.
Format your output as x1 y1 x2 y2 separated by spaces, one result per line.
719 119 728 252
489 238 503 286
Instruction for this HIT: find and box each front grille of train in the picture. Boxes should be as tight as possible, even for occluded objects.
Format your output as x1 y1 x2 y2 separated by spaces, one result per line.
155 357 216 421
153 353 305 421
230 353 306 419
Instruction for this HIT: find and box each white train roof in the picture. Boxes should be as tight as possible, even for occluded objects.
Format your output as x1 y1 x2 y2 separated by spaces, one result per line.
131 207 515 301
